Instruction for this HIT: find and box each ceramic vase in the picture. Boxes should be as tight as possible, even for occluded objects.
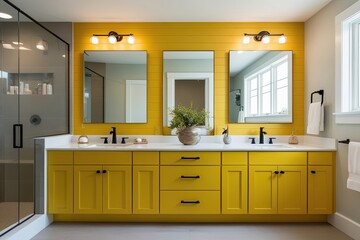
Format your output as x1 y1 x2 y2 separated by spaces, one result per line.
178 127 201 145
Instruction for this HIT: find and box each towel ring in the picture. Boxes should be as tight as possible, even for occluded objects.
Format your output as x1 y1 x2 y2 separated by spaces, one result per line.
311 89 324 105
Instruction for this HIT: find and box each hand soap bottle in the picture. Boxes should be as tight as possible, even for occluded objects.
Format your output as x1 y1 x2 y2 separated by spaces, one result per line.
288 129 298 144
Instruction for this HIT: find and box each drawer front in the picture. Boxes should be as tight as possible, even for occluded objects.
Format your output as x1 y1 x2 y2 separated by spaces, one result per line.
48 151 73 165
133 152 159 165
222 152 248 165
74 151 132 165
160 191 220 214
249 152 307 165
160 152 220 165
308 152 334 166
160 166 220 190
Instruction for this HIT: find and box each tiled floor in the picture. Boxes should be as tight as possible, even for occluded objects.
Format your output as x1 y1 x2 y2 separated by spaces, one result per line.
31 222 353 240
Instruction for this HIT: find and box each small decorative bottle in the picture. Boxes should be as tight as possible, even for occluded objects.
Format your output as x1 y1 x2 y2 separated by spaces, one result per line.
288 129 298 144
222 126 232 144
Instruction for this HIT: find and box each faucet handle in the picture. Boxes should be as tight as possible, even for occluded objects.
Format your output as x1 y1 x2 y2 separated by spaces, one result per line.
269 137 276 144
121 137 129 144
249 137 256 144
101 137 108 144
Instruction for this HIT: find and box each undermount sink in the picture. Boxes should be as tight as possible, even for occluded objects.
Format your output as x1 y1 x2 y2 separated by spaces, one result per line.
95 143 133 147
248 144 295 149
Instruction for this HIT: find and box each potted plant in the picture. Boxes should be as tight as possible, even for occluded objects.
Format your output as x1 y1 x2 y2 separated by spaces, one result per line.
169 104 208 145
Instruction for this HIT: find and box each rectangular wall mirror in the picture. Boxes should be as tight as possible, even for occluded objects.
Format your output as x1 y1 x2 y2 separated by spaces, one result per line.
229 50 292 123
163 51 214 133
83 50 147 123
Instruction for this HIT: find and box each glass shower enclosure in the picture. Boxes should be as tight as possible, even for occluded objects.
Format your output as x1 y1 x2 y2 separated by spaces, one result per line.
0 0 69 235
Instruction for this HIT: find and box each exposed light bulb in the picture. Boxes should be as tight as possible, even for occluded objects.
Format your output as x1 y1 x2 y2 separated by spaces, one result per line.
262 35 270 44
0 12 12 19
278 35 287 44
36 40 48 51
62 54 66 58
242 35 250 44
90 36 99 44
12 42 23 45
108 35 117 44
128 35 135 44
2 43 15 49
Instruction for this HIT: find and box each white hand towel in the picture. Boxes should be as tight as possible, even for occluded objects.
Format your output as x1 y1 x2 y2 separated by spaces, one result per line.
306 102 324 135
347 142 360 192
237 110 245 123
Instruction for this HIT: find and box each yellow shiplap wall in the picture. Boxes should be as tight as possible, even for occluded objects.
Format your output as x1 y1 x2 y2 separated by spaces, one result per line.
73 22 304 135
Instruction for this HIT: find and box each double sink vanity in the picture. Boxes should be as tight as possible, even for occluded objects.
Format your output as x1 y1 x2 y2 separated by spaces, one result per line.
46 134 336 222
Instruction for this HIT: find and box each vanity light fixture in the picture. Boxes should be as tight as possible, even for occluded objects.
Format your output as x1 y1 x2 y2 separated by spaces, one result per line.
243 31 286 44
90 31 135 45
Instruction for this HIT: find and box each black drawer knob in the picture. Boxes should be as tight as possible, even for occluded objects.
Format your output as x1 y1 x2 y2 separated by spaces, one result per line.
274 171 279 174
96 170 101 174
280 170 285 174
311 170 316 174
103 170 107 174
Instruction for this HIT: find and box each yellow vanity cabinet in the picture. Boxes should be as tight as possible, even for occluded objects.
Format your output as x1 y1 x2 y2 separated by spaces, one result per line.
159 151 221 214
47 151 74 214
308 152 335 214
73 151 132 214
221 152 248 214
133 152 160 214
249 152 307 214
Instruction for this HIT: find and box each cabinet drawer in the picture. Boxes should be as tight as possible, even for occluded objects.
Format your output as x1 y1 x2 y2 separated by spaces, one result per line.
222 152 248 165
74 151 132 165
160 166 220 190
249 152 307 165
160 191 220 214
133 152 159 165
160 152 220 165
48 151 73 165
308 152 334 165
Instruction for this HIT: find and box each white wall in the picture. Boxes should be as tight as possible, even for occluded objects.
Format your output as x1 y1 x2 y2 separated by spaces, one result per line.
305 0 360 234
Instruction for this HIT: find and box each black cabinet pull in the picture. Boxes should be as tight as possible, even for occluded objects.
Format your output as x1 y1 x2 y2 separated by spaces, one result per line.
311 170 316 174
181 157 200 160
181 200 200 204
274 171 279 174
13 124 23 148
96 170 101 174
181 175 200 179
103 170 107 173
280 170 285 174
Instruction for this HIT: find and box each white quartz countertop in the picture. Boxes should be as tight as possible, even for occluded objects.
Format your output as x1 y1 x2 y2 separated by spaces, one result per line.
43 135 337 152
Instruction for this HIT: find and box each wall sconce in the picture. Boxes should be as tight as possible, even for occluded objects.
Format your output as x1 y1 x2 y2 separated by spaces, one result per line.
90 31 135 45
243 31 286 44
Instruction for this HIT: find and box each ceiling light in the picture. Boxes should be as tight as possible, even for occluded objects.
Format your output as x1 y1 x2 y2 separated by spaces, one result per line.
36 40 48 51
2 43 15 49
19 46 31 51
243 31 286 44
12 41 23 45
0 12 12 19
90 31 135 45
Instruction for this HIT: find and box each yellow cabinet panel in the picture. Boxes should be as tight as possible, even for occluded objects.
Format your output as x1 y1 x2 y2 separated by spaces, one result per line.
249 166 277 214
308 152 334 165
133 152 159 165
74 165 102 214
277 166 307 214
160 152 220 165
103 166 132 214
133 166 159 214
160 166 220 190
249 152 307 165
308 166 333 214
74 151 132 165
222 152 248 165
160 191 220 214
47 165 73 214
48 150 73 165
222 166 247 214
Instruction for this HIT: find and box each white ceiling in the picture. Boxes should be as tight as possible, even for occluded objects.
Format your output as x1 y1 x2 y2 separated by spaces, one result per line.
7 0 332 22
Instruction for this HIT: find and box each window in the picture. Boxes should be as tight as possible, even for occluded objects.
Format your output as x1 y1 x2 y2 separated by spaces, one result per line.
335 1 360 124
244 53 290 119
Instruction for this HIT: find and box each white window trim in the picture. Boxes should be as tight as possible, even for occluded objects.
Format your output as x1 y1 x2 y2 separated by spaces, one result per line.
334 1 360 124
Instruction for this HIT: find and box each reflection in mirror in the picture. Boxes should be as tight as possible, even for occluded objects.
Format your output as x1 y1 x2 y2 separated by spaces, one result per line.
163 51 214 132
229 50 292 123
84 50 147 123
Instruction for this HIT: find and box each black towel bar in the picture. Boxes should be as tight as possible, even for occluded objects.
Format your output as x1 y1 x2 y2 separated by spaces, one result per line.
338 139 350 144
311 89 324 105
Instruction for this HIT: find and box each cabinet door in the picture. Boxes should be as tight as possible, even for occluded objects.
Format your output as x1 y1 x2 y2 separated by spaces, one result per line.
249 166 277 214
74 165 102 214
103 166 132 214
308 166 333 214
277 166 307 214
222 166 247 214
47 165 73 214
133 166 159 214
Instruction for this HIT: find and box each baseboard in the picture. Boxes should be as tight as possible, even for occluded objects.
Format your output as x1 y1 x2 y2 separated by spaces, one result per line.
328 212 360 240
1 214 53 240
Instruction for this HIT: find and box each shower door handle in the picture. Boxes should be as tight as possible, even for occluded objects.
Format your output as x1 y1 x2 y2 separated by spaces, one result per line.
13 124 23 148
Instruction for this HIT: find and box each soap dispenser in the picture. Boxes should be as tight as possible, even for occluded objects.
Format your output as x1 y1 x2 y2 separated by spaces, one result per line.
222 126 232 144
288 128 298 144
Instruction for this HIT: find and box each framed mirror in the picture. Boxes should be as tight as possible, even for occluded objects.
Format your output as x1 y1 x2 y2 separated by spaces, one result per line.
83 50 147 123
163 51 214 132
229 50 292 123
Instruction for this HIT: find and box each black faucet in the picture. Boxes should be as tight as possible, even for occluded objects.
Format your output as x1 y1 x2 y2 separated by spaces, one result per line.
259 127 267 144
110 127 117 144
